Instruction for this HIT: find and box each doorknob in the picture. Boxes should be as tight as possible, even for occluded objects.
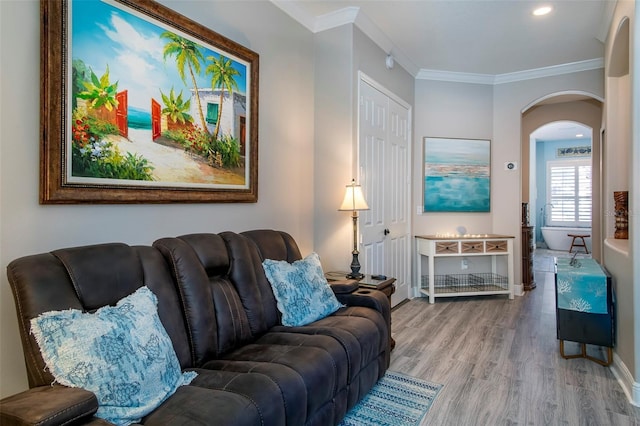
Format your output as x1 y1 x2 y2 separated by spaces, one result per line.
384 228 390 235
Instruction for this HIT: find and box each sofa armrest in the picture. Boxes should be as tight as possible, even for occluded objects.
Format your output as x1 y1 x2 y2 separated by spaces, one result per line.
0 385 100 426
327 278 360 294
335 289 391 333
336 289 390 314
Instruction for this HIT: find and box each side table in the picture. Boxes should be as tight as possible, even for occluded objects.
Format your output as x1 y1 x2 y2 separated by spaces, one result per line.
325 272 396 350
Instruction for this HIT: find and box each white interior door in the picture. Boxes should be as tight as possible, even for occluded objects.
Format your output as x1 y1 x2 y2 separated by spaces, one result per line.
358 76 411 307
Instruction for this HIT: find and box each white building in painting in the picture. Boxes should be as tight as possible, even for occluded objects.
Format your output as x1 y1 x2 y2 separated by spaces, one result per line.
190 88 247 147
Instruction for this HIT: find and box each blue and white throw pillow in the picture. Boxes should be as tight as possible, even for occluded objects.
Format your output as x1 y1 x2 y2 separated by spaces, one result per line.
30 286 197 426
263 252 343 326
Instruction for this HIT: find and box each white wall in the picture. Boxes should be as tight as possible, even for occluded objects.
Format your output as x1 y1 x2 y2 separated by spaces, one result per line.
313 25 414 273
0 0 315 397
602 0 637 389
413 80 494 236
313 25 356 273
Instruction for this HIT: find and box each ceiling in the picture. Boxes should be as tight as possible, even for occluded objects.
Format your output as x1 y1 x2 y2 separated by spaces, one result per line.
531 121 592 143
273 0 615 79
273 0 611 142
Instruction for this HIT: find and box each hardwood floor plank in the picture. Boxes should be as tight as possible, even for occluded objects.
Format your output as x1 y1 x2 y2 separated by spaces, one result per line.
389 249 640 425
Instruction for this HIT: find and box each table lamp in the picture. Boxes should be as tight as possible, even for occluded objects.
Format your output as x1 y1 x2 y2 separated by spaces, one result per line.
338 179 369 279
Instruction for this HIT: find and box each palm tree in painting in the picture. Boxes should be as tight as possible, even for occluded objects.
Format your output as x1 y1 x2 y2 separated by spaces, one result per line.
160 87 193 127
205 55 240 140
77 65 119 112
161 32 208 133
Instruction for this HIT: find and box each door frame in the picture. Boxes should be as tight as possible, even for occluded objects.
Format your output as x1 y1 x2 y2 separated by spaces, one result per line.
357 71 413 304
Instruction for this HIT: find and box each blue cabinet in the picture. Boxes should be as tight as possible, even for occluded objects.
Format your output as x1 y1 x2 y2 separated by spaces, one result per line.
554 257 614 366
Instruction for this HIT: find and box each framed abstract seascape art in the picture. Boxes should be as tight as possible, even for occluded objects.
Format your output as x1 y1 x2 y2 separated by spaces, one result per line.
40 0 259 203
423 137 491 213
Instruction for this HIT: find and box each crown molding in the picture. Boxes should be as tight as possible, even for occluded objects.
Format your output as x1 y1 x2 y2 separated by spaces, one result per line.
272 1 419 76
417 58 604 85
493 58 605 84
415 69 495 85
272 1 604 84
314 6 359 33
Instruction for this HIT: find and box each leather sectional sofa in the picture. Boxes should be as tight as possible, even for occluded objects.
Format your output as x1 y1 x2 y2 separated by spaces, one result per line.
1 230 390 426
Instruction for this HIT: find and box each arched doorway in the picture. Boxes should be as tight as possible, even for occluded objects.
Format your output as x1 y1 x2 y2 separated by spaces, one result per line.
521 93 604 260
529 121 594 252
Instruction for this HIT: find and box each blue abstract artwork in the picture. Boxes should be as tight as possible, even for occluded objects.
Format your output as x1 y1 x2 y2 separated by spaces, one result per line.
423 137 491 212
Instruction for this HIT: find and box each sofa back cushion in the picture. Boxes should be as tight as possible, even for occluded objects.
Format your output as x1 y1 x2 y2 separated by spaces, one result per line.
6 244 191 388
241 229 303 263
153 230 304 364
153 234 242 366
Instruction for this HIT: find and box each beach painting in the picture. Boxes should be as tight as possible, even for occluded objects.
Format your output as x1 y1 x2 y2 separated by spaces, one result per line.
40 0 259 203
423 137 491 212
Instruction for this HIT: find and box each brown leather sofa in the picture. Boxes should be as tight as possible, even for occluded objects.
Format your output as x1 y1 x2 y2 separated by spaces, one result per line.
1 230 390 426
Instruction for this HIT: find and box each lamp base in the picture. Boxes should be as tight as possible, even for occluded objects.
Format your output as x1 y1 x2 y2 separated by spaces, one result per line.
346 272 365 280
347 251 364 280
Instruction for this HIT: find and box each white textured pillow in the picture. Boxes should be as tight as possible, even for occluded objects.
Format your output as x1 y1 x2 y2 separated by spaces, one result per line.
30 286 197 426
263 252 343 326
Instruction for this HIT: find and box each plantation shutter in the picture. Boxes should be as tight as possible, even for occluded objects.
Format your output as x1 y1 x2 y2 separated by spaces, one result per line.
577 165 592 224
547 160 591 227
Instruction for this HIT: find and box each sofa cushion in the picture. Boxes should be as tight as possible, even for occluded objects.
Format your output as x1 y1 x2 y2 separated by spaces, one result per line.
270 306 388 409
204 332 345 424
142 385 263 426
200 360 307 425
187 369 288 424
263 252 343 326
30 286 197 425
51 244 144 312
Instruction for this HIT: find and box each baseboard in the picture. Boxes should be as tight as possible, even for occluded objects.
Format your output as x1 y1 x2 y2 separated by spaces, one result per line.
610 351 640 406
515 283 524 297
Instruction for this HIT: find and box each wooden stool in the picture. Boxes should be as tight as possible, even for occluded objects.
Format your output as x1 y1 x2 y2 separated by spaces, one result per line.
568 234 590 254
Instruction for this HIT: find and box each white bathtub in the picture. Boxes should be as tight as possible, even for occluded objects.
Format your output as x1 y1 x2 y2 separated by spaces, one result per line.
541 226 592 252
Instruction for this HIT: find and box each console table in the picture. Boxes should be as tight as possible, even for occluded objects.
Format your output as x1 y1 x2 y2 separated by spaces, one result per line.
415 234 515 304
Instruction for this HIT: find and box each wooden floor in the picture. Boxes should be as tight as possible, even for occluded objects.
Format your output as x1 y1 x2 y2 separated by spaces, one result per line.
389 250 640 425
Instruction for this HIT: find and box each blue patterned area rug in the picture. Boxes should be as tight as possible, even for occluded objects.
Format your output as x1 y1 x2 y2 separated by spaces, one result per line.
339 371 443 426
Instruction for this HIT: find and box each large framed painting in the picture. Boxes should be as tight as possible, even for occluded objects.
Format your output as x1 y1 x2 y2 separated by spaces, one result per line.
40 0 259 203
423 137 491 212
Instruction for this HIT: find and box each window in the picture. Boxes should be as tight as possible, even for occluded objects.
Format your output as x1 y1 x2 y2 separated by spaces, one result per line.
206 103 219 125
547 160 591 227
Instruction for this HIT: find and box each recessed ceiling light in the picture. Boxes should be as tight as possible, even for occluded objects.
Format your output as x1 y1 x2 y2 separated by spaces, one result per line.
533 6 553 16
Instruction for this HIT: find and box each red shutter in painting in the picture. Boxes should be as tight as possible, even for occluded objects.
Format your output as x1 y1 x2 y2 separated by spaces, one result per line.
116 90 128 138
239 116 246 155
151 98 161 141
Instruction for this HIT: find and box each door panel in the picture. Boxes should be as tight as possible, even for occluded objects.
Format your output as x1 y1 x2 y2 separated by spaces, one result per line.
359 83 387 275
387 98 410 306
358 78 410 307
151 98 161 140
116 90 128 138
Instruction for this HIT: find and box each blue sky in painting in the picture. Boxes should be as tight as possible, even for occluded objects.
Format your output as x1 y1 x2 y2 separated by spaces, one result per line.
425 138 490 166
71 0 248 111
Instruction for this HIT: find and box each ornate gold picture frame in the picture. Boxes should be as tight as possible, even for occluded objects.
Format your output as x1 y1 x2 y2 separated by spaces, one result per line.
40 0 259 203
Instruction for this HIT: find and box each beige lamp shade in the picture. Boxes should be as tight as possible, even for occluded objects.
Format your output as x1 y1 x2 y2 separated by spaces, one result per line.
339 180 369 211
